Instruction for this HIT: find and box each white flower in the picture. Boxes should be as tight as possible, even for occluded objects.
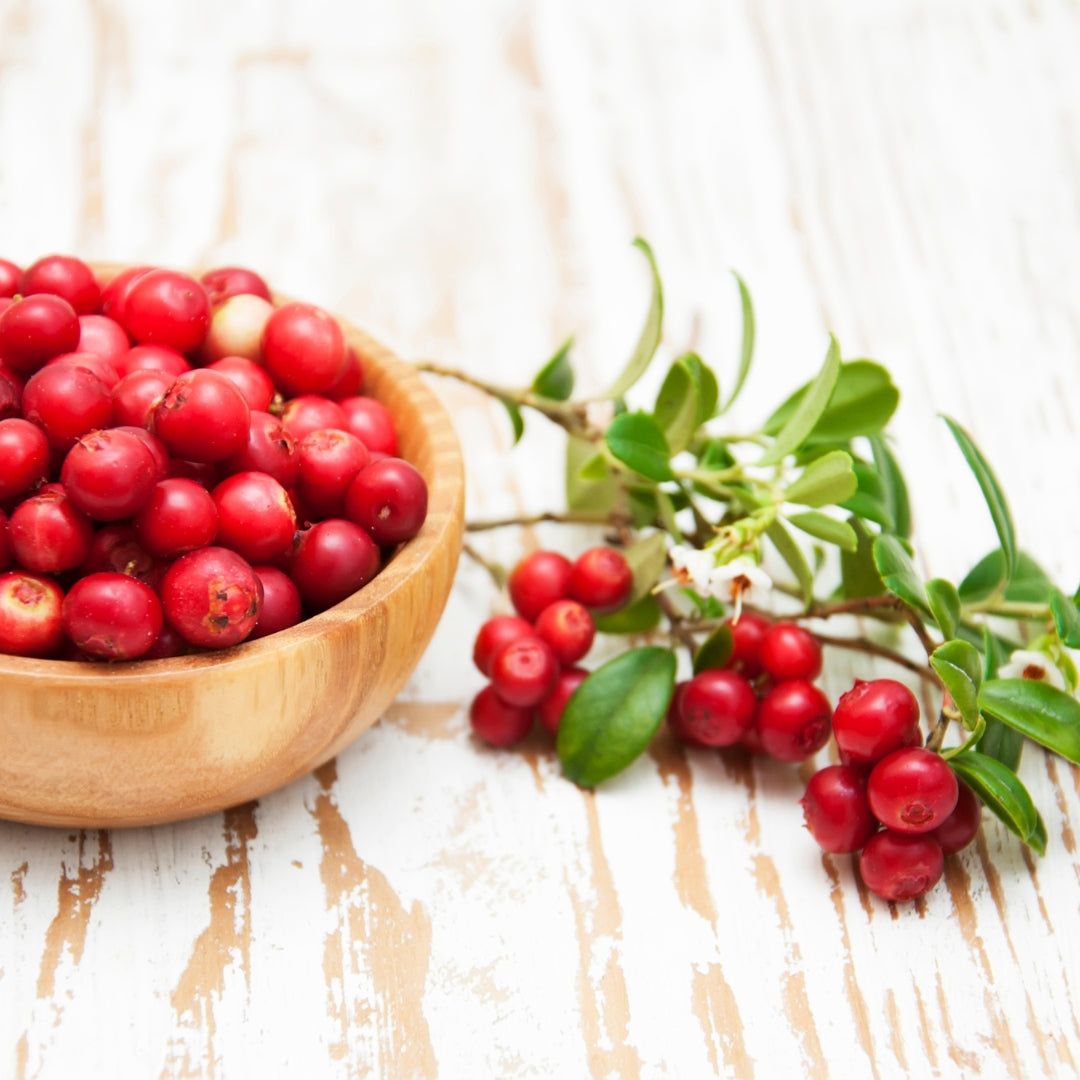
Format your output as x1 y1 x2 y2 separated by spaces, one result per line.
669 544 717 592
707 556 772 621
998 649 1066 690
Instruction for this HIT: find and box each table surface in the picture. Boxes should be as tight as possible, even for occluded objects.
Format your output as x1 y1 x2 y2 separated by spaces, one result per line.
4 3 1080 1078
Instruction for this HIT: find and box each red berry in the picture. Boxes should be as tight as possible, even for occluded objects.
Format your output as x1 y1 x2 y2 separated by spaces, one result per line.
0 259 20 297
0 293 81 375
152 369 251 463
199 265 273 306
212 471 297 564
198 294 275 364
115 343 191 380
20 255 101 314
755 680 832 761
867 748 959 834
111 370 174 429
62 572 163 661
220 410 299 488
122 269 211 354
248 566 303 640
0 417 50 501
46 350 120 391
928 779 982 855
758 622 822 683
262 302 347 397
534 599 595 665
99 265 153 325
326 346 364 400
132 478 219 559
288 519 380 612
537 666 589 736
489 635 560 707
724 611 770 679
21 362 112 451
833 678 922 769
508 550 573 622
296 429 370 520
859 830 944 902
669 669 757 747
800 765 879 853
469 684 534 747
160 546 262 649
280 395 348 442
472 615 535 676
569 547 633 613
0 570 65 657
75 314 130 364
60 428 158 521
79 523 162 587
206 355 275 412
8 487 94 572
339 395 398 456
343 456 428 546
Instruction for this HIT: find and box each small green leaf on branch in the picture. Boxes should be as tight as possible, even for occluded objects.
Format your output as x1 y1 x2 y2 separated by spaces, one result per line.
926 578 962 640
930 639 982 729
605 238 664 399
786 512 858 552
594 594 662 635
532 338 574 401
693 625 734 674
978 678 1080 764
869 434 911 538
784 450 858 507
872 534 928 613
501 398 524 444
766 519 815 608
1050 589 1080 648
720 271 755 414
949 751 1045 854
604 412 674 482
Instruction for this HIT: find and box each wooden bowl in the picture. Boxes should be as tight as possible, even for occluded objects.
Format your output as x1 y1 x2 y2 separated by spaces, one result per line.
0 291 464 829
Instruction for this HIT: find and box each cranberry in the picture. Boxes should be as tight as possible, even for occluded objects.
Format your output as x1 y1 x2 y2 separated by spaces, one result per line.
800 765 879 853
508 550 573 622
280 395 347 442
724 611 770 679
0 511 9 572
0 418 50 501
326 346 364 400
343 456 428 546
296 429 370 520
212 472 297 564
115 344 191 380
288 519 380 611
62 572 164 661
758 622 822 683
198 293 275 364
206 355 275 412
261 302 347 397
670 669 757 747
0 367 20 420
160 546 262 649
833 678 922 769
199 265 273 305
0 294 81 375
60 428 158 521
79 523 162 586
122 269 211 354
859 830 944 902
928 779 982 854
140 622 190 660
339 395 399 456
75 314 130 363
469 684 534 747
21 363 112 451
7 487 94 572
20 255 101 314
0 571 65 657
132 478 219 558
472 615 535 676
152 369 251 463
0 259 20 297
169 458 220 489
111 370 174 429
248 565 303 639
47 350 120 391
489 635 560 707
220 410 299 487
99 265 153 325
534 599 595 665
867 748 959 834
537 666 589 736
569 547 633 613
755 680 832 761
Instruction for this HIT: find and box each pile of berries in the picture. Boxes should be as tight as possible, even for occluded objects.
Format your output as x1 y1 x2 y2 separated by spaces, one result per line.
0 254 428 662
469 547 633 745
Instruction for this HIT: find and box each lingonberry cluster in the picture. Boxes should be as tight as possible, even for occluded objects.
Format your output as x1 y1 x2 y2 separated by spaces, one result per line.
469 547 633 745
0 254 428 661
800 678 981 901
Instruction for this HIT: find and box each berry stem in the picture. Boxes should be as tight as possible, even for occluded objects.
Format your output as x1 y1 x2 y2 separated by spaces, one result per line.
811 631 936 682
655 589 699 659
462 541 508 590
466 510 624 532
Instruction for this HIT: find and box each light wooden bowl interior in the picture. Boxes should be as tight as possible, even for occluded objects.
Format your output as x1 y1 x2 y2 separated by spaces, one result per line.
0 278 465 829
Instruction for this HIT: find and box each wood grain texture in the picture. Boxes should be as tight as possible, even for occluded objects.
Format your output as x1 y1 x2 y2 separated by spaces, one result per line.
3 1 1080 1077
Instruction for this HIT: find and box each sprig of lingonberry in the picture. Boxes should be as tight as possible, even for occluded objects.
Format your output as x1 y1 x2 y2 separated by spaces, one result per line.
424 238 1080 903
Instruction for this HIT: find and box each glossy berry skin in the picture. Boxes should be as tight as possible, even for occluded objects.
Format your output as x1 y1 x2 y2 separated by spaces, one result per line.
859 830 944 902
339 396 398 456
20 255 101 314
199 265 272 306
122 269 211 354
160 546 262 649
0 258 20 297
928 779 982 855
800 765 879 853
206 355 275 412
220 411 299 488
248 566 304 640
536 665 589 736
725 612 770 679
198 294 275 364
326 346 364 400
867 748 959 834
569 547 632 613
0 512 9 572
490 635 560 708
832 678 922 769
343 457 428 546
111 370 174 429
60 428 158 521
0 418 50 500
508 550 573 623
758 622 822 683
296 429 370 520
8 487 94 572
473 615 535 676
21 363 112 451
0 293 81 375
115 343 191 379
670 669 758 747
79 524 162 587
152 369 251 463
280 395 348 442
288 519 380 612
0 571 65 657
99 265 153 325
262 302 347 397
212 472 297 564
469 684 534 748
75 314 130 364
132 478 219 558
534 599 595 665
62 572 164 661
755 680 833 762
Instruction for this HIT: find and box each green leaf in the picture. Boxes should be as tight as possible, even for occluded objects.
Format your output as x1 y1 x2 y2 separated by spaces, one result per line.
979 678 1080 764
501 398 524 444
757 336 842 466
619 531 669 607
787 512 858 552
869 434 911 539
942 415 1017 586
693 625 734 674
958 550 1053 606
872 534 928 612
720 271 754 414
557 647 677 786
949 751 1043 853
532 338 574 401
698 437 735 471
653 360 699 455
839 458 894 530
766 519 814 608
605 238 664 399
930 639 982 729
840 517 886 600
655 488 681 540
565 436 618 516
594 593 662 635
764 360 899 446
604 412 673 482
784 450 858 508
941 715 987 761
926 578 961 640
1051 589 1080 648
681 353 720 425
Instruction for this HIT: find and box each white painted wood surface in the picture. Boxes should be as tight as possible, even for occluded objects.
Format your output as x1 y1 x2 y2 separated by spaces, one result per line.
3 2 1080 1076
